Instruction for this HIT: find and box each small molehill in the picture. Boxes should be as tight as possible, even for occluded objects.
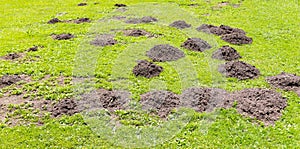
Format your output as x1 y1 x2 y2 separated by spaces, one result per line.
27 46 39 52
125 16 158 24
218 61 260 80
140 90 180 118
232 88 287 125
221 33 253 45
78 3 87 6
266 72 300 96
0 75 22 88
48 18 62 24
123 29 151 37
51 99 79 117
133 60 163 78
90 34 117 46
181 38 211 52
48 18 91 24
169 20 191 29
212 45 242 61
52 33 74 40
180 88 232 112
146 44 185 62
72 18 91 24
2 53 23 60
115 4 127 7
197 24 245 36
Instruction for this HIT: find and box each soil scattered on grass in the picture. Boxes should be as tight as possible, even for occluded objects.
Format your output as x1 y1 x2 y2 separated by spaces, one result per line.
221 33 253 45
146 44 185 62
212 45 242 61
232 88 287 125
78 89 131 112
78 3 87 6
51 99 79 117
133 60 163 78
27 46 39 52
48 18 91 24
115 4 127 7
197 24 245 36
169 20 191 29
125 16 158 24
2 53 23 60
266 72 300 96
47 18 62 24
72 18 91 24
180 88 232 112
0 75 22 88
218 61 260 80
181 38 211 52
90 34 117 46
140 90 180 118
51 33 74 40
123 29 151 37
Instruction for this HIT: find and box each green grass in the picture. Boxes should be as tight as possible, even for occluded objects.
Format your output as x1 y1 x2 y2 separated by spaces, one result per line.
0 0 299 148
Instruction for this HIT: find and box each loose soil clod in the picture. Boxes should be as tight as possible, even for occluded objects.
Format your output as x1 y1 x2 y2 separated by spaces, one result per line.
181 38 212 52
123 29 151 37
90 34 117 46
180 88 232 112
73 18 91 24
115 4 127 7
140 90 180 118
0 75 22 88
146 44 185 62
169 20 191 29
27 46 39 52
218 61 260 80
47 18 62 24
266 72 300 96
78 3 87 6
2 53 23 60
51 99 79 117
133 60 163 78
212 45 242 61
125 16 158 24
221 33 253 45
232 88 287 125
51 33 74 40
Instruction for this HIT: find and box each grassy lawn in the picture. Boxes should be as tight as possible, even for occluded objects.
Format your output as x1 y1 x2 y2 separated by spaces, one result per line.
0 0 299 148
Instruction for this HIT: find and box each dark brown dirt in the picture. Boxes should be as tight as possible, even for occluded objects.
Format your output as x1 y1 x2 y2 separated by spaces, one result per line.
140 90 180 118
146 44 185 62
115 4 127 7
90 34 117 46
125 16 158 24
218 61 260 80
123 29 151 37
169 20 191 29
51 33 74 40
180 88 232 112
0 75 22 88
78 89 131 112
221 33 253 45
133 60 163 78
27 46 40 52
212 45 242 61
181 38 212 52
51 99 79 117
2 53 23 60
72 18 91 24
266 72 300 96
232 88 287 125
78 3 87 6
48 18 62 24
197 24 246 36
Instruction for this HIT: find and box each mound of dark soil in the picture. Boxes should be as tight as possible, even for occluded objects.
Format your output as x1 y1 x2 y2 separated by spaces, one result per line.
221 33 253 45
266 72 300 95
232 88 287 125
115 4 127 7
52 33 74 40
78 89 131 112
212 45 242 61
0 75 22 88
169 20 191 29
90 34 117 46
146 44 185 62
218 61 260 80
2 53 23 60
47 18 62 24
133 60 163 78
51 99 79 117
73 18 91 24
180 88 232 112
78 3 87 6
125 16 158 24
140 90 180 118
123 29 151 37
196 24 245 36
181 38 212 52
27 46 41 52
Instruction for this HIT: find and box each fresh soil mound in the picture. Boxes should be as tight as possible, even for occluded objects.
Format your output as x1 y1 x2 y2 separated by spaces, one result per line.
78 3 87 6
47 18 62 24
169 20 191 29
2 53 23 60
90 34 117 46
125 16 157 24
140 90 180 118
133 60 163 78
73 18 91 24
212 45 242 61
180 88 232 112
146 44 185 62
123 29 151 37
51 99 79 117
0 75 22 88
115 4 127 7
218 61 260 80
266 72 300 96
52 33 74 40
78 89 131 112
232 88 287 125
181 38 212 52
196 24 245 36
221 33 253 45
